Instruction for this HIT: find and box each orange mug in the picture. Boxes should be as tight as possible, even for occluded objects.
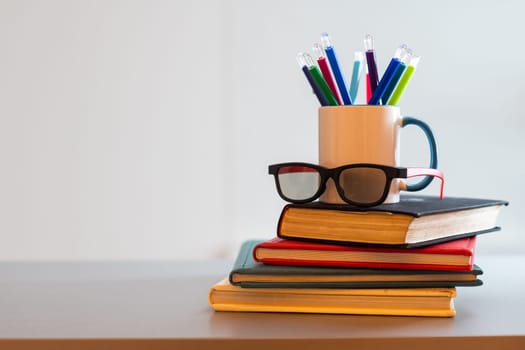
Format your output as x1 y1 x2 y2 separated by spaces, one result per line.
319 105 437 204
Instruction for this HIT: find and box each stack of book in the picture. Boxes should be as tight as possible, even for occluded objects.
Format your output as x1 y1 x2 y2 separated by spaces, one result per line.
209 195 507 317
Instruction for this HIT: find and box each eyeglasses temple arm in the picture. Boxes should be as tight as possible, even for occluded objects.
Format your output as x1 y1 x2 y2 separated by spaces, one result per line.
406 168 445 200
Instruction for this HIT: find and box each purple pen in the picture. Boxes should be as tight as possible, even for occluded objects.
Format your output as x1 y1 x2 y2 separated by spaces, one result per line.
364 34 379 96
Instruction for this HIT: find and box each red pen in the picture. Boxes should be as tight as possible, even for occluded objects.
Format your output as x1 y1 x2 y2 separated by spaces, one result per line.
313 43 342 105
366 65 372 103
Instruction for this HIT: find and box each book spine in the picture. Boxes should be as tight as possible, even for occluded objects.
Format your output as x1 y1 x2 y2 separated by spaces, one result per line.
229 241 256 285
275 205 290 239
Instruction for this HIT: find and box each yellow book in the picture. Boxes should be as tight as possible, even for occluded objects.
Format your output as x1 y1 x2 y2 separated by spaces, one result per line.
209 278 456 317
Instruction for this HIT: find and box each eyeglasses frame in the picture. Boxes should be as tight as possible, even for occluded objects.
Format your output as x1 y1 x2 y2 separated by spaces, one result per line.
268 162 444 207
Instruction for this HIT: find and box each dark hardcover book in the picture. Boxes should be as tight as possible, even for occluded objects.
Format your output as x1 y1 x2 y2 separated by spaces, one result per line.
277 195 507 247
230 240 483 288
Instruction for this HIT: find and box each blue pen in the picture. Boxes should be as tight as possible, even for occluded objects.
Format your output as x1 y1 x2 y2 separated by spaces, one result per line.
368 45 408 105
321 32 353 105
296 52 329 106
349 51 364 103
382 49 412 104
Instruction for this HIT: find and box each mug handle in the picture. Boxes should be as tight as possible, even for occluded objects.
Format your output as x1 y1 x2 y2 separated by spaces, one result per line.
401 116 438 191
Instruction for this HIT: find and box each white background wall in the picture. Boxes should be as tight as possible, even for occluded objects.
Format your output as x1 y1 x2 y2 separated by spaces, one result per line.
0 0 523 260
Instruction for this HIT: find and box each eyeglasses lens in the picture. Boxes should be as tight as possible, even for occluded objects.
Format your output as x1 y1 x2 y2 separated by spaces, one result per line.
277 166 321 201
339 167 387 204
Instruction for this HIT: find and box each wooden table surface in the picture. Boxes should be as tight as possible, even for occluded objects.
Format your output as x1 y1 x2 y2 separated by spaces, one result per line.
1 255 524 350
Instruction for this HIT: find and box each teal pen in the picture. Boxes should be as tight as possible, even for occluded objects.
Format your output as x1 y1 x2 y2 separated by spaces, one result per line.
349 51 364 103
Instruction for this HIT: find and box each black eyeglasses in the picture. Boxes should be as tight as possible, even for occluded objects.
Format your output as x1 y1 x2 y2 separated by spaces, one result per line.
269 162 444 207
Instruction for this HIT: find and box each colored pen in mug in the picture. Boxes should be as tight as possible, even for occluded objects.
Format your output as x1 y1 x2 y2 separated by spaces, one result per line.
364 34 379 97
368 45 408 105
365 64 372 103
313 43 342 105
382 48 411 104
298 52 339 106
387 55 420 105
296 52 329 106
321 32 353 105
349 51 364 103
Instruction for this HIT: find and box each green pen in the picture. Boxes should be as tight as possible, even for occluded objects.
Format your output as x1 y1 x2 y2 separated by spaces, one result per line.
387 55 420 106
303 53 340 106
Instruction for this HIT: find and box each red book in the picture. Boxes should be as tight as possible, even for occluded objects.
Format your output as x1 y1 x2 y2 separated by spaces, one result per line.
253 236 477 271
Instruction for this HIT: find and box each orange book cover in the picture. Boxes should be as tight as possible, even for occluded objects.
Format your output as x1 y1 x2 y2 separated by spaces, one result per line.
209 278 456 317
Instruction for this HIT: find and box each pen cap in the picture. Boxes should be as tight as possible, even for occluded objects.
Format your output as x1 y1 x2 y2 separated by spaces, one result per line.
302 53 316 68
394 44 409 59
354 51 364 62
320 32 332 49
296 52 308 67
408 55 421 68
313 43 325 59
364 34 374 51
398 47 413 64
